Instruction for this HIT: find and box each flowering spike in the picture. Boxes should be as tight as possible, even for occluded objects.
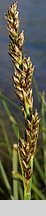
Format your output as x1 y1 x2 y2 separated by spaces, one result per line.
5 2 40 183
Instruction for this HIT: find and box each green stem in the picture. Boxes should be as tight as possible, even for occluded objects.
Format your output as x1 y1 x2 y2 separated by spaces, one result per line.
41 91 46 186
24 178 32 200
13 144 18 200
24 185 31 200
43 144 46 187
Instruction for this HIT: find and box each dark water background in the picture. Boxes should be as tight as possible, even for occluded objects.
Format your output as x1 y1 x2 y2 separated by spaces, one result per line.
0 0 46 113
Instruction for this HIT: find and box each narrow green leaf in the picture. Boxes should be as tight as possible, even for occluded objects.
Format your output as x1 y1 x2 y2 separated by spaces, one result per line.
12 172 23 182
0 91 21 112
33 174 39 186
33 76 40 104
32 183 46 200
41 91 46 185
34 157 45 184
0 187 4 194
0 120 11 155
0 97 20 139
0 160 11 193
18 183 23 200
12 144 18 200
0 148 11 161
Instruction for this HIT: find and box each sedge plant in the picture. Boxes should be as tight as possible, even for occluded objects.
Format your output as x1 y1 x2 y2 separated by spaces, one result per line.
5 2 40 200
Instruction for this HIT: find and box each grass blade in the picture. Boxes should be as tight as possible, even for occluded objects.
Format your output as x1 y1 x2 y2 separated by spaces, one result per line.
0 91 21 112
12 172 23 182
18 183 23 200
0 160 11 193
0 120 11 155
0 96 20 139
12 144 18 200
34 157 45 184
32 183 46 200
33 76 40 104
41 91 46 186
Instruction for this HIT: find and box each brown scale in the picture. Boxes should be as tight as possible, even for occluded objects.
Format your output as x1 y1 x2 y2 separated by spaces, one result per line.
14 61 20 70
25 142 30 154
8 3 17 17
13 17 19 31
25 153 31 165
9 52 19 64
23 69 33 85
25 128 30 143
26 119 31 131
25 167 32 180
21 107 27 120
19 137 25 149
26 75 32 84
20 79 26 88
20 72 26 85
9 43 22 63
9 27 18 40
27 74 32 81
26 81 32 90
16 85 22 92
22 57 28 72
22 160 28 172
30 146 35 155
28 97 33 109
22 159 32 180
19 136 31 168
13 76 20 86
16 89 23 101
19 141 32 180
17 31 24 50
20 68 26 78
20 148 26 160
14 44 21 57
27 59 33 69
19 138 26 161
26 75 32 85
5 6 19 38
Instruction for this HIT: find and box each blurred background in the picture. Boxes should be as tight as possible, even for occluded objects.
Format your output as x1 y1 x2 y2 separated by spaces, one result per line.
0 0 46 200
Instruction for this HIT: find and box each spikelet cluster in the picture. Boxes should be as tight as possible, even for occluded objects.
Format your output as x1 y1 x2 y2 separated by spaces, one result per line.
5 2 40 180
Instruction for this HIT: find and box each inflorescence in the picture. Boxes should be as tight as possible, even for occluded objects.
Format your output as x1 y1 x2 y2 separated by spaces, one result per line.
5 2 40 180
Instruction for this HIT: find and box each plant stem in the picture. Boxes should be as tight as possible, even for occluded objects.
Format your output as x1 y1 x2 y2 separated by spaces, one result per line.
13 144 18 200
24 179 32 200
41 91 46 186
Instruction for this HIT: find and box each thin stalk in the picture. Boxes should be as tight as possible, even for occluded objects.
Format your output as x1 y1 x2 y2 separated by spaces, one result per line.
34 157 45 184
0 120 11 155
32 184 46 200
0 90 21 112
24 179 32 200
13 144 18 200
0 160 12 199
18 183 23 200
12 172 23 182
1 97 20 139
41 91 46 186
33 76 40 104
